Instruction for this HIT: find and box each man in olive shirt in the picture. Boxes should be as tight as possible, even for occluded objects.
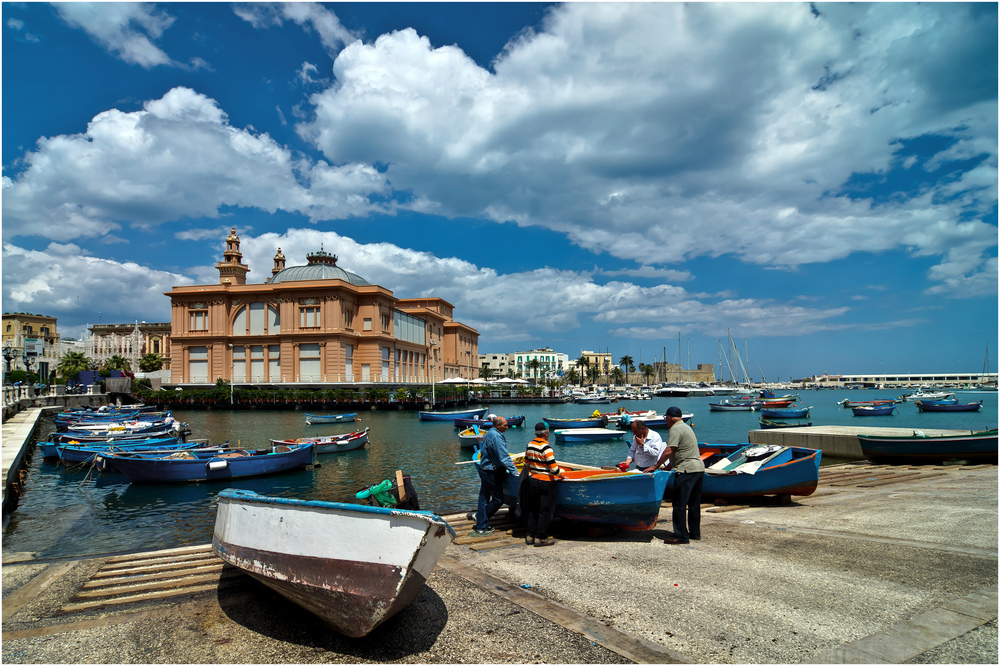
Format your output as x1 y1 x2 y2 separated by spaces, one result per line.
650 405 704 544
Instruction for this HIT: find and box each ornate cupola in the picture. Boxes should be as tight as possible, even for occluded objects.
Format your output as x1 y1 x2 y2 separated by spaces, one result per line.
271 247 286 277
307 245 338 266
216 227 250 285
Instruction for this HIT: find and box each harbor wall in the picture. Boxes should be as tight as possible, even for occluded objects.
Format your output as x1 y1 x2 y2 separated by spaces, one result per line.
748 425 976 459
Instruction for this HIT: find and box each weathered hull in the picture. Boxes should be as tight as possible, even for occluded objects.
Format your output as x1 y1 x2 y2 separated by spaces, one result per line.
857 430 998 463
56 437 188 464
852 406 896 416
108 444 314 483
670 444 822 498
418 408 488 421
914 401 982 412
543 417 604 428
503 468 670 530
212 489 455 637
554 428 626 443
759 408 810 419
305 413 358 424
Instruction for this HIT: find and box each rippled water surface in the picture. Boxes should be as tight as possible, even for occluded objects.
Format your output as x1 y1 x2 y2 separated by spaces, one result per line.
4 389 996 559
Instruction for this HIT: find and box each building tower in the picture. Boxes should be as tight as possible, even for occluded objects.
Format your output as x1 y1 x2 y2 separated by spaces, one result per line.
216 227 250 285
271 247 286 278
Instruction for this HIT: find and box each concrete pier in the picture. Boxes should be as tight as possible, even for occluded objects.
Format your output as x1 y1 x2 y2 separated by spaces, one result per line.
3 461 996 663
748 425 983 459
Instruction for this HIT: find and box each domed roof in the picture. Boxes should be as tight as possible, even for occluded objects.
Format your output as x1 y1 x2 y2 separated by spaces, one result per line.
268 248 370 286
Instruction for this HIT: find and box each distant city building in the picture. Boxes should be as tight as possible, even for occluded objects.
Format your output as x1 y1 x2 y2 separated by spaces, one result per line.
812 373 997 388
88 322 172 371
478 353 513 377
2 312 60 379
164 228 478 385
513 347 568 380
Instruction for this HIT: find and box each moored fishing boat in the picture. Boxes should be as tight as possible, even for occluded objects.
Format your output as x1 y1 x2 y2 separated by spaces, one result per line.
709 400 755 412
837 399 899 409
543 416 606 429
668 443 821 499
304 412 357 425
457 426 486 448
55 436 193 465
758 419 813 429
452 414 525 429
272 428 370 454
899 391 955 402
212 488 456 637
759 405 811 419
417 407 488 422
502 455 670 530
914 400 982 413
553 428 627 443
852 404 897 416
106 443 315 483
856 429 998 463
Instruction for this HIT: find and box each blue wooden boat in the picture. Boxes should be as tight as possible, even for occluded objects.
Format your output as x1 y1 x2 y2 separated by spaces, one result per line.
758 419 813 429
852 404 897 416
553 428 626 443
914 400 982 413
664 443 821 498
502 457 670 530
453 414 525 429
620 413 694 431
417 407 488 422
701 444 821 498
106 443 315 483
212 488 456 637
543 416 605 429
56 437 189 465
304 412 357 425
857 429 998 463
759 405 811 419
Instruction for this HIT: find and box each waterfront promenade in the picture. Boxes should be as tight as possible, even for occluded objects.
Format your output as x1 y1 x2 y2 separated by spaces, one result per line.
2 460 996 663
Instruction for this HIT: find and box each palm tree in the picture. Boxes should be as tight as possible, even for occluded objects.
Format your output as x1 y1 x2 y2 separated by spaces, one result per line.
104 355 132 372
479 365 495 380
611 367 625 385
56 352 91 381
619 355 635 384
565 368 579 386
639 363 655 386
139 352 163 373
587 365 601 386
576 355 590 387
527 358 541 385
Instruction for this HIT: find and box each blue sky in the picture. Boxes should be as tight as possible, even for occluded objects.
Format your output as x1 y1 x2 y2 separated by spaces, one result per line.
2 2 997 381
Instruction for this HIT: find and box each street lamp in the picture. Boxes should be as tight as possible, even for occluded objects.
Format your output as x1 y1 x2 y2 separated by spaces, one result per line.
228 344 234 406
3 342 16 385
429 339 437 406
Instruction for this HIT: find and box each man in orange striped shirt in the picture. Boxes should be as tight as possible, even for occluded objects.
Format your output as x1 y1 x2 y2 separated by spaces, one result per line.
523 422 565 547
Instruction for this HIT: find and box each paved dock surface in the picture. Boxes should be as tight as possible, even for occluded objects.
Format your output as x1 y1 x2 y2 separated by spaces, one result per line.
2 461 997 664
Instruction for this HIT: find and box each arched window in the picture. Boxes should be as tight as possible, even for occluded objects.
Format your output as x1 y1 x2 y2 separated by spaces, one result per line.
232 302 280 335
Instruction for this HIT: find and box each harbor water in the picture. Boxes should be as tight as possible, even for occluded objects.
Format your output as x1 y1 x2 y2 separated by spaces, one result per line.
3 389 996 560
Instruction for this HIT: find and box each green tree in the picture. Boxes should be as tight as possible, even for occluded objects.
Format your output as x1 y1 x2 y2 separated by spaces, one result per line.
527 358 541 385
138 352 163 373
565 368 579 385
56 352 91 381
576 356 590 387
639 363 655 386
587 364 601 385
619 355 635 378
479 364 495 380
104 355 132 372
611 367 625 385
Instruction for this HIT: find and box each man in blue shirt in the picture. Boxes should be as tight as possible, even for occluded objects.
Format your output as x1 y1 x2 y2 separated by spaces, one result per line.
472 415 518 535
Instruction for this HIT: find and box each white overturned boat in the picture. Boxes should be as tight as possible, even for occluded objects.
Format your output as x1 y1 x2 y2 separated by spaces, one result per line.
212 488 456 637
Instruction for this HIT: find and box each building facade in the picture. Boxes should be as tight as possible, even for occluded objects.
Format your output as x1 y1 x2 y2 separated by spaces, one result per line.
2 312 60 380
512 347 568 381
165 229 478 386
88 322 172 371
812 373 998 389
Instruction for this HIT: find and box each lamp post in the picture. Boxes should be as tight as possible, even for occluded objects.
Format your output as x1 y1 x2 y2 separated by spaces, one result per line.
3 342 16 385
429 340 437 407
23 353 35 396
229 344 234 406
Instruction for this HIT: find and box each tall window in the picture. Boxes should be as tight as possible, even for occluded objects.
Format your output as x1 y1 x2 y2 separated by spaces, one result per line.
188 346 208 382
381 313 390 331
300 307 319 328
344 344 353 382
268 345 280 381
299 343 321 381
232 345 246 381
343 308 354 329
363 318 372 331
232 302 279 335
382 347 390 381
